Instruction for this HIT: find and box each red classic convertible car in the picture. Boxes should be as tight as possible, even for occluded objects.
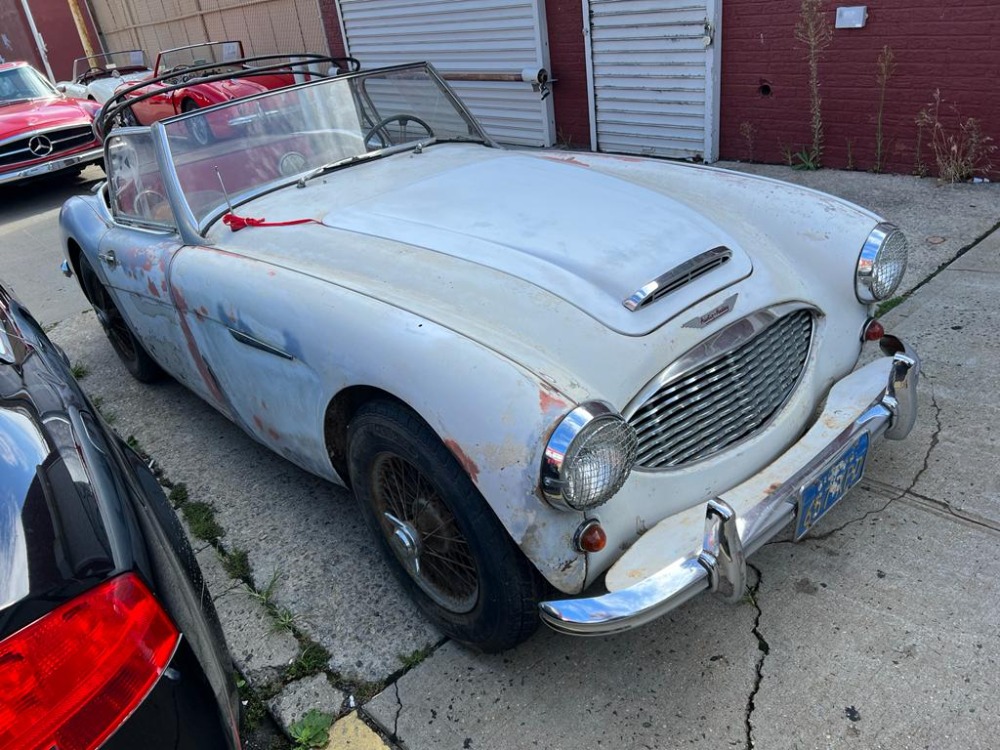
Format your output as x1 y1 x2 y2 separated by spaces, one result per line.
0 62 102 186
112 41 356 145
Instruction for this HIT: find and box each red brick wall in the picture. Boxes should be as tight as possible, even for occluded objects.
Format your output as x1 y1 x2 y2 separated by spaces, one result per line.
544 1 591 148
720 0 1000 175
317 0 348 58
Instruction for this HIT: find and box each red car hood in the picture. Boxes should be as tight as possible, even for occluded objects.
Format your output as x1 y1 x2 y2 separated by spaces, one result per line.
0 97 98 139
213 77 281 99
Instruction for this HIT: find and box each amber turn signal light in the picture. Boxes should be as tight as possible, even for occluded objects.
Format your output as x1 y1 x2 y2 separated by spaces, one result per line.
575 520 607 553
862 318 885 342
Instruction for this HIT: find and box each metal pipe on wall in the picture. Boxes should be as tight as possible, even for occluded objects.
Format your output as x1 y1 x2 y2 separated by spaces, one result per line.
19 0 55 80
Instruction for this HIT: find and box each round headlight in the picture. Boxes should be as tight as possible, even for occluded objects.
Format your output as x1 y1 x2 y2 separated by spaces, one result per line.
541 402 638 512
856 223 908 303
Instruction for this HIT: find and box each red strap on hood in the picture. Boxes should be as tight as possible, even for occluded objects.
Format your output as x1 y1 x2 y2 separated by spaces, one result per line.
223 212 323 231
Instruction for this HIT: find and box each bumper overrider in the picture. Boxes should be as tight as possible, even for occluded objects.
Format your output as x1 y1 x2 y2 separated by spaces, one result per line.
540 335 919 636
0 146 103 186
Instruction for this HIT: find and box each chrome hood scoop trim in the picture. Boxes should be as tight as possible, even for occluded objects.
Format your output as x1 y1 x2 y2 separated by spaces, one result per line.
624 246 734 311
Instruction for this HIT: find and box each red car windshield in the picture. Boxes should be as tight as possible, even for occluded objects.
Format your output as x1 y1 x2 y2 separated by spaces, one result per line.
156 42 244 76
0 67 56 105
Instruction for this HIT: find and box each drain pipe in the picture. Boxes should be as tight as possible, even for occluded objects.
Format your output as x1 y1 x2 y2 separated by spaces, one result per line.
19 0 55 81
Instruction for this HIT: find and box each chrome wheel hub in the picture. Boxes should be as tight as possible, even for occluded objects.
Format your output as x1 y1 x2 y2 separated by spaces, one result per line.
384 512 421 576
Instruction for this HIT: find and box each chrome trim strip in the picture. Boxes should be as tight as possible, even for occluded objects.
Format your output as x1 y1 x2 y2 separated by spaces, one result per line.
0 122 96 150
623 246 732 311
227 328 294 360
539 338 920 636
0 146 103 186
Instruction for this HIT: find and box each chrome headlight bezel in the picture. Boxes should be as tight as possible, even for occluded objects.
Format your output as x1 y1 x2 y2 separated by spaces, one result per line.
540 401 638 512
856 222 908 303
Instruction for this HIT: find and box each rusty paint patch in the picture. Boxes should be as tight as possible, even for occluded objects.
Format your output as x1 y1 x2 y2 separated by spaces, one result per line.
171 285 230 411
146 278 160 298
267 427 280 440
608 154 644 163
194 305 208 322
444 439 479 484
253 415 264 430
539 389 568 413
764 482 782 496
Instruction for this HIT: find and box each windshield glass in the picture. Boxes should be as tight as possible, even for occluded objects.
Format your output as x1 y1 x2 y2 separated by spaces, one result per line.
73 50 149 80
162 64 487 227
0 66 56 104
157 42 243 75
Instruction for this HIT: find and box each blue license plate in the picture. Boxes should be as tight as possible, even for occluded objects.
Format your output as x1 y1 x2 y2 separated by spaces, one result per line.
795 432 870 540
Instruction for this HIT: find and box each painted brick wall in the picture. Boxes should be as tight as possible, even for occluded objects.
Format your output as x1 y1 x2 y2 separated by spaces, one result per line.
317 0 348 59
720 0 1000 175
545 2 590 148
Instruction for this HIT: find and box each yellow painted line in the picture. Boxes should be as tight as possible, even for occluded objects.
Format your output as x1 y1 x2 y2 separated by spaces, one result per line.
324 711 391 750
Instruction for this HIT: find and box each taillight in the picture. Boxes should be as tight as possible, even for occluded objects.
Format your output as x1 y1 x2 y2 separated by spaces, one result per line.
0 573 179 750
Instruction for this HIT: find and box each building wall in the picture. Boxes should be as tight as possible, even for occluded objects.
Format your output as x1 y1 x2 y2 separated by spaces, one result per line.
544 0 589 148
720 0 1000 175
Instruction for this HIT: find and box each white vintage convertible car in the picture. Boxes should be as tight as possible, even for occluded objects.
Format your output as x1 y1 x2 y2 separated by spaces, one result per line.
60 62 919 651
56 51 152 103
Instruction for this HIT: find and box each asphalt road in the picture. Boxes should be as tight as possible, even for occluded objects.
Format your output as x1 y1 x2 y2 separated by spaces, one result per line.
0 165 103 325
5 164 1000 750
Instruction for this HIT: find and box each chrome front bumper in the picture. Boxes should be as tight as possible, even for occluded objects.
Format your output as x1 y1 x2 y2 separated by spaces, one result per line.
540 335 919 636
0 146 103 186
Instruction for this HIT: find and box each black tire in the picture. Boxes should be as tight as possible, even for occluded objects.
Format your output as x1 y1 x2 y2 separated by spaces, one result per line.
118 104 139 128
78 254 163 383
182 100 214 146
347 400 544 652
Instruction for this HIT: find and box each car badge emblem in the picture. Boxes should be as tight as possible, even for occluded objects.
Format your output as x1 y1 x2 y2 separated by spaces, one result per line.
683 294 738 329
28 134 53 157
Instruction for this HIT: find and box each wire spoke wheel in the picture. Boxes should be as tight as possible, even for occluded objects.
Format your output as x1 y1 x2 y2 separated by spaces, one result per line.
92 282 139 362
371 453 479 613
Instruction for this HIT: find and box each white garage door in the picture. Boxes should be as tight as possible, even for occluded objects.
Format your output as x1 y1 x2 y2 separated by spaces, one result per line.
585 0 721 161
336 0 555 146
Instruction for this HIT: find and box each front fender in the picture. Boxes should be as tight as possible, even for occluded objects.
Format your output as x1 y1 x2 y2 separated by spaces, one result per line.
59 193 111 284
167 248 590 593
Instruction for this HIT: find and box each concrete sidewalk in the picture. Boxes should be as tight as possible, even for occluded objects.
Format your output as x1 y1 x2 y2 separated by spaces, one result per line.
44 166 999 750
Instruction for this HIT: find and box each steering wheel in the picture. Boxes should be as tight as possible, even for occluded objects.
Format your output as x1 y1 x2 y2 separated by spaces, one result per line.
80 66 104 82
134 189 169 221
363 114 434 149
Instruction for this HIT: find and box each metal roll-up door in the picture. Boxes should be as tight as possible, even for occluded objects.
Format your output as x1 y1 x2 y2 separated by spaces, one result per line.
336 0 555 146
585 0 721 161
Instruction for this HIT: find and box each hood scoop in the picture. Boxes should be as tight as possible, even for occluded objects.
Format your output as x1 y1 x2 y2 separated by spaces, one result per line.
624 246 733 311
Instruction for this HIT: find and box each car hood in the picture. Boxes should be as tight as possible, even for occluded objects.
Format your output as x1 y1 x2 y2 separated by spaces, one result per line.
0 96 97 137
88 71 151 103
313 147 751 336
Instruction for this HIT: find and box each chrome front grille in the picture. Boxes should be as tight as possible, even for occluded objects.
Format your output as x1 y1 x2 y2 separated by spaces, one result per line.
629 309 813 469
0 126 97 168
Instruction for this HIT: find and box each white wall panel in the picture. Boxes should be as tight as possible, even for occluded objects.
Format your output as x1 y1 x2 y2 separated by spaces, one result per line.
585 0 720 161
337 0 554 146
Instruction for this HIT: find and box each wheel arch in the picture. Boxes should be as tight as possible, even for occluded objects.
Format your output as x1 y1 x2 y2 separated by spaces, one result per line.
324 384 409 489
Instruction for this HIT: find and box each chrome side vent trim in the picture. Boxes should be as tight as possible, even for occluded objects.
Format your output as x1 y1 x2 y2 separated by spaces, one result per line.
624 246 733 312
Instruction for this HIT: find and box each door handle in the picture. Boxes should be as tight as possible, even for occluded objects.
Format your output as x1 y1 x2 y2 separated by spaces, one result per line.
98 250 117 268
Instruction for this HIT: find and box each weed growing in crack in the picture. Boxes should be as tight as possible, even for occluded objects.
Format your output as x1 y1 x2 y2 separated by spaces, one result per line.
398 645 434 670
286 641 331 682
168 483 189 508
876 295 906 316
916 90 997 182
182 501 224 543
873 45 896 173
273 607 298 633
70 362 89 379
90 395 116 424
222 547 252 583
248 569 282 609
289 709 333 749
794 0 832 168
